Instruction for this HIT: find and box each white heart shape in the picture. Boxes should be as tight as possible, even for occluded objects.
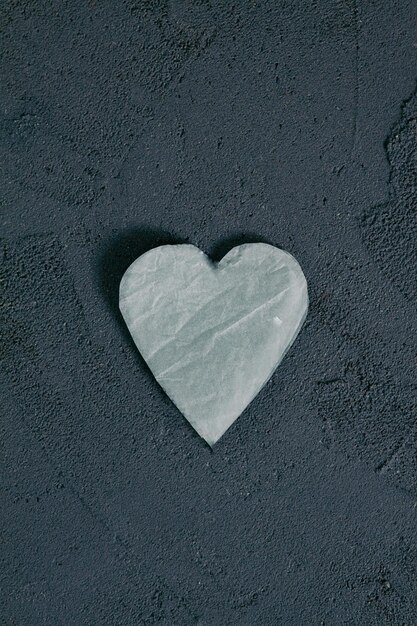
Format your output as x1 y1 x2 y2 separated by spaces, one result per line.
119 243 308 445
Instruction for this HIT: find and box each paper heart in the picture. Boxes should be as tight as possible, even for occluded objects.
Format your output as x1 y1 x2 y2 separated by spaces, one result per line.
119 243 308 445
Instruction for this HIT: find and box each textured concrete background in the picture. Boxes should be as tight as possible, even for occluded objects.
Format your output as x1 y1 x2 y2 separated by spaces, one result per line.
1 1 417 624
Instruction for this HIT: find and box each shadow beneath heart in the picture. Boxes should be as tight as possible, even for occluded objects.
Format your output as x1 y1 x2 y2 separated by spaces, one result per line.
96 226 188 387
97 226 188 320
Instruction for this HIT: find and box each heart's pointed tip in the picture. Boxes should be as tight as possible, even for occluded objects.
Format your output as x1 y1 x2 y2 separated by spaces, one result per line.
195 427 223 448
198 434 215 448
205 437 217 449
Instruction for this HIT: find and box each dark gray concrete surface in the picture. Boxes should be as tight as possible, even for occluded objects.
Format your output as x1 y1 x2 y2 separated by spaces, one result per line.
1 1 416 624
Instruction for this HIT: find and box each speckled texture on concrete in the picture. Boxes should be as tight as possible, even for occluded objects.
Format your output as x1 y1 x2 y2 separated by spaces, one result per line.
1 1 416 624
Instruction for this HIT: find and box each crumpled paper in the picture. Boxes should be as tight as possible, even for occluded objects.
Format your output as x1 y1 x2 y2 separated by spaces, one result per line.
119 243 308 445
